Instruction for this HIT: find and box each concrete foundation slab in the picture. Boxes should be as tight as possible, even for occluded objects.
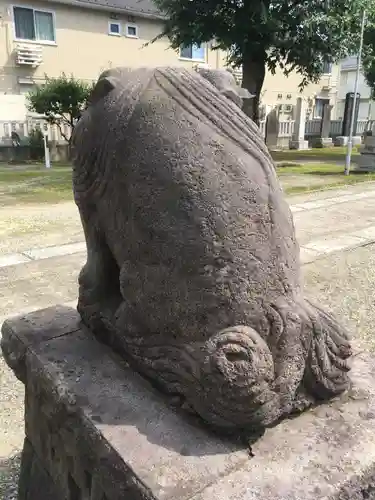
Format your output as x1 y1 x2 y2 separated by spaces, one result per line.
334 136 362 147
289 140 309 150
312 137 333 148
0 254 31 268
299 247 321 264
303 234 365 254
2 306 375 500
352 225 375 241
355 153 375 172
23 242 87 261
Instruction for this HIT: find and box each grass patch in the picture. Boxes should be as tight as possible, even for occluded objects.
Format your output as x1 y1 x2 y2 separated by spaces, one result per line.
0 165 73 204
271 146 360 163
0 160 373 205
277 163 345 175
276 162 375 195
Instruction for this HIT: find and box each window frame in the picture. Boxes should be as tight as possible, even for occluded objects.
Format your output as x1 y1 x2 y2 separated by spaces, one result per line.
125 23 139 38
340 71 348 85
108 20 121 36
322 61 333 75
313 97 326 119
179 43 206 62
12 4 56 45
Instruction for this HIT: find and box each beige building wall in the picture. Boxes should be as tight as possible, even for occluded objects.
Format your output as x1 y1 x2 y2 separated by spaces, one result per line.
0 0 227 99
0 0 339 121
262 65 339 120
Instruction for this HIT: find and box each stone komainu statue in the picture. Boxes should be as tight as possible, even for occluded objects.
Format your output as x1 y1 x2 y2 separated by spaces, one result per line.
72 67 351 433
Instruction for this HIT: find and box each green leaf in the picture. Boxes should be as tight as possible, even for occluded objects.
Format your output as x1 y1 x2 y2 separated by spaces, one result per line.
151 0 375 121
26 74 94 140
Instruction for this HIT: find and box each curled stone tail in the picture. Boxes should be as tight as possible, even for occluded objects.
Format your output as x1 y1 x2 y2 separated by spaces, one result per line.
304 301 352 399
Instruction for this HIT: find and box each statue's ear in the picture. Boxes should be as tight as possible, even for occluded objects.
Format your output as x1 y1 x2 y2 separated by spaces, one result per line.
89 74 120 105
221 88 243 108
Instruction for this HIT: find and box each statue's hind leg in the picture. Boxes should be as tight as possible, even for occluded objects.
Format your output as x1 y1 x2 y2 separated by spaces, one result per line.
77 210 122 340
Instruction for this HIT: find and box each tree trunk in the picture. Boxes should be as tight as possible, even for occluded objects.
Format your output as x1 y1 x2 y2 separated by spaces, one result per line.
241 55 266 125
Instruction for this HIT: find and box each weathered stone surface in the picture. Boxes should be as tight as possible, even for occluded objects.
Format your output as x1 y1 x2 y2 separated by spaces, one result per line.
356 135 375 172
18 438 63 500
1 307 375 500
71 66 352 434
1 304 79 382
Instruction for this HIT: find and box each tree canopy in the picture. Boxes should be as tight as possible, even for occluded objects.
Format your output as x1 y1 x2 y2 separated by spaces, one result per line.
27 74 93 142
152 0 374 122
363 24 375 99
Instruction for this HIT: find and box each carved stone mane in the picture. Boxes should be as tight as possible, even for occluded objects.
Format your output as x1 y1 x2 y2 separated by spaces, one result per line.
72 67 351 434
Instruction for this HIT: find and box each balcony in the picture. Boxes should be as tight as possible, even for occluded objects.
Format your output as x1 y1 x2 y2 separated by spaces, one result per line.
341 56 359 71
320 74 337 91
15 43 43 67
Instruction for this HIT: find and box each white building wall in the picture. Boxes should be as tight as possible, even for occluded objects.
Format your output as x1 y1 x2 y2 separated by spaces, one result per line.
0 94 28 120
336 56 375 120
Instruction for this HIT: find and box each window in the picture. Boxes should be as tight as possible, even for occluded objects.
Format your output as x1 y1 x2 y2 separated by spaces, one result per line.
13 6 55 43
341 72 348 85
313 98 329 118
179 44 205 61
108 21 121 36
19 83 35 95
125 23 138 38
322 61 332 74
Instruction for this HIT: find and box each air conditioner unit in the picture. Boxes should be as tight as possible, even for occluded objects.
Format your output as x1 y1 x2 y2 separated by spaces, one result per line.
16 43 42 67
282 104 293 113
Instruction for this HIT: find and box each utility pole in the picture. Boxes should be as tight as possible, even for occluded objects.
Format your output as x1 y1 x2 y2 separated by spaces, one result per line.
344 9 366 175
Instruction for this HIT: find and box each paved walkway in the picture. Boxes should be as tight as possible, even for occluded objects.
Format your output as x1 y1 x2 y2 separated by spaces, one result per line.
1 183 375 498
0 182 374 329
1 182 375 271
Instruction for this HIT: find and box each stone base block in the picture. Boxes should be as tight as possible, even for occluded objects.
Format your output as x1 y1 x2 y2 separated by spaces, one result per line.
335 135 362 147
354 153 375 172
18 438 63 500
363 135 375 148
313 137 333 148
289 139 309 150
3 305 375 499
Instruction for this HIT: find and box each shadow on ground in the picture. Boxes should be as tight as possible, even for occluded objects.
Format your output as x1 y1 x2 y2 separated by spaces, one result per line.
0 452 21 500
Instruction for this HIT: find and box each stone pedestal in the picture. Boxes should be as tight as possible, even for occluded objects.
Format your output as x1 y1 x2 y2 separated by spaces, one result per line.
335 136 362 147
313 137 333 148
314 103 334 148
289 139 309 150
3 305 375 500
265 107 279 149
289 97 309 150
355 135 375 172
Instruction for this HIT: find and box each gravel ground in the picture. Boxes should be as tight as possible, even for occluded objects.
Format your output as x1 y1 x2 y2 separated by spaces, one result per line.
0 243 374 498
0 202 82 255
303 243 375 350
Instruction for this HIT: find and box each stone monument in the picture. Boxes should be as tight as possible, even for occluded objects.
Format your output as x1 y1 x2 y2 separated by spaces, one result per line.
6 66 375 500
315 103 333 148
289 97 309 150
265 106 279 149
71 66 351 433
356 124 375 171
335 92 362 147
